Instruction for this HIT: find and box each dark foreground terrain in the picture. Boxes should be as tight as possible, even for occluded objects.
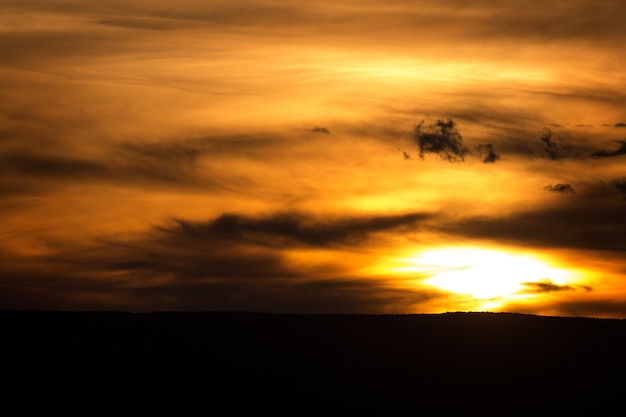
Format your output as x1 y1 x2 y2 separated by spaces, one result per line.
2 311 625 414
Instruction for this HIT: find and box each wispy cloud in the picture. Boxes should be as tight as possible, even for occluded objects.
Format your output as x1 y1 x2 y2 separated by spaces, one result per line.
0 140 233 196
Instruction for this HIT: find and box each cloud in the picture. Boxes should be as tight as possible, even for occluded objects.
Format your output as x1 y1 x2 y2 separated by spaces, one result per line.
311 127 330 134
520 280 576 293
539 128 559 160
413 119 468 162
0 139 246 197
475 143 500 163
614 123 626 127
440 197 626 252
161 211 430 249
544 184 575 193
590 140 626 158
0 152 110 179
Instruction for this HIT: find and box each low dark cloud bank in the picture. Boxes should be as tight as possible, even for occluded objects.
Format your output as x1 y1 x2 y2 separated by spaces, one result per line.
0 210 437 312
102 209 438 312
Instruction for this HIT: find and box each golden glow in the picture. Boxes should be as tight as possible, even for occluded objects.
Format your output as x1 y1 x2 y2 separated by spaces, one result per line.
392 247 580 300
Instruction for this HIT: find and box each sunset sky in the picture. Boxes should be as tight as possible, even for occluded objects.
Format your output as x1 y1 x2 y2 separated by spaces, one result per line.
2 0 626 317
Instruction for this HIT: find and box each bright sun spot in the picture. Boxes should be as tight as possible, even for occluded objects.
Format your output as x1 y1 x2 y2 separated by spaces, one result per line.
394 247 576 300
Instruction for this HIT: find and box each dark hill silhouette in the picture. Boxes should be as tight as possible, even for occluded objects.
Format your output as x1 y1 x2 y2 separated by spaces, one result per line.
2 310 625 414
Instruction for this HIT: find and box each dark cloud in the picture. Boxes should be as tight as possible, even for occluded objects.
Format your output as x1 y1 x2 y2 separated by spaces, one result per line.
614 123 626 127
441 198 626 252
161 211 430 249
311 127 330 134
590 140 626 158
475 143 500 163
544 184 575 194
520 280 576 293
539 128 559 160
414 119 468 162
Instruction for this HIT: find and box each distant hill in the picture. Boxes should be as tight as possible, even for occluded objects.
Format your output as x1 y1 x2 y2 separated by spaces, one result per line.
2 311 625 414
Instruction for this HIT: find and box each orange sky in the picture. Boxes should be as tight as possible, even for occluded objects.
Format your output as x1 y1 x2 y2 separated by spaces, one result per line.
1 0 626 316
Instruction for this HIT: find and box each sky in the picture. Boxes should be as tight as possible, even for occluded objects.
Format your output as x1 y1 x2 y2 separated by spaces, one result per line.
1 0 626 317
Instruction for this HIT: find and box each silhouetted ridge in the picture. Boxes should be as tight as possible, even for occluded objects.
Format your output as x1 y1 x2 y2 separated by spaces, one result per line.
1 310 625 414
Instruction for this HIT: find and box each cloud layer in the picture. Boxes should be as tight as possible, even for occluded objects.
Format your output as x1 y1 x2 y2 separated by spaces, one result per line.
1 0 626 317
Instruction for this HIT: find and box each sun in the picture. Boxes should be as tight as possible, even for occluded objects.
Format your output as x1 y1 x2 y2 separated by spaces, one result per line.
392 247 576 300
